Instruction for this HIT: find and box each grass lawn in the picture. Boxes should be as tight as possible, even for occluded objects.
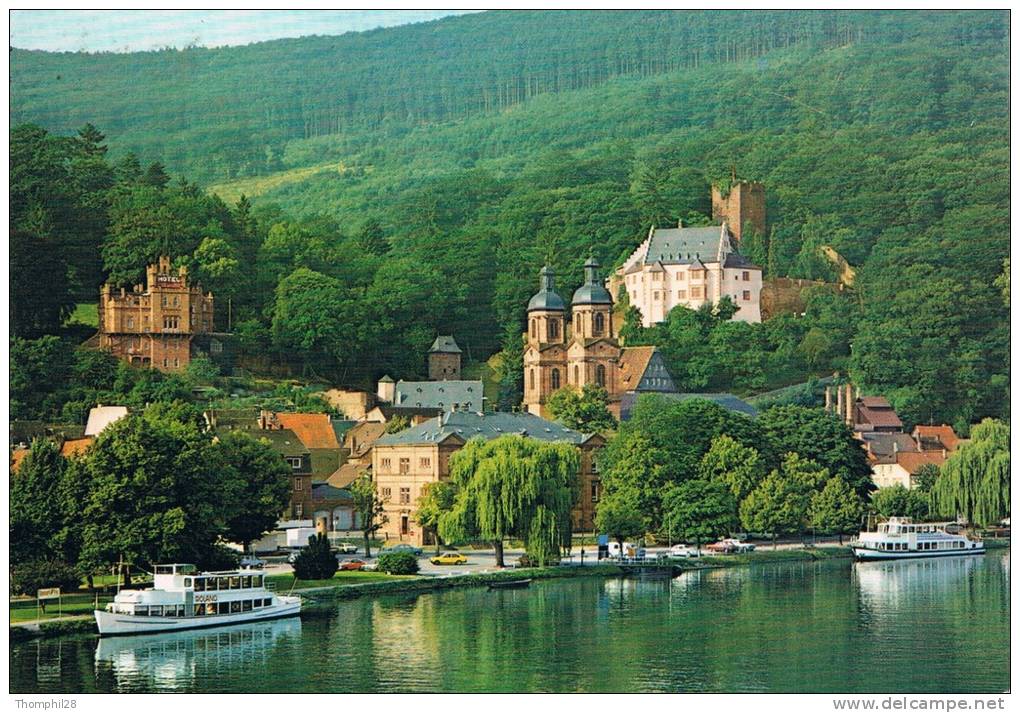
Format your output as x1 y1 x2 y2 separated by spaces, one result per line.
66 302 98 327
10 594 112 624
266 570 418 591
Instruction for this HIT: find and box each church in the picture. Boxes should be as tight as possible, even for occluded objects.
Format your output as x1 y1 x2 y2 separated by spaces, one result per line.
522 256 678 420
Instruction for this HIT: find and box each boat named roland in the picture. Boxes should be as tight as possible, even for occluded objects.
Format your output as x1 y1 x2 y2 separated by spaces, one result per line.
95 564 301 636
851 517 985 561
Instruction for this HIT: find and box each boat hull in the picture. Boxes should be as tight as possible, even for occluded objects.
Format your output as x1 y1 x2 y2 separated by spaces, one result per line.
95 597 301 637
852 546 985 562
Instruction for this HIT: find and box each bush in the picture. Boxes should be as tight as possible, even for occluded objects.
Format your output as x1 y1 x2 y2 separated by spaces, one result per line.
293 533 339 580
11 560 82 596
376 550 419 575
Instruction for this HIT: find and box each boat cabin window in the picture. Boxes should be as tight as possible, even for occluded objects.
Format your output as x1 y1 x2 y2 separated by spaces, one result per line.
154 565 175 575
194 577 206 591
184 577 192 588
242 575 251 588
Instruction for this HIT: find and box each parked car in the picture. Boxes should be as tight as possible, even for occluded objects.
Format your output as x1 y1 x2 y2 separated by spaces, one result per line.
669 544 701 558
240 556 266 569
362 562 379 572
706 538 756 554
430 552 469 566
607 542 637 558
333 542 358 554
339 559 367 571
383 544 423 557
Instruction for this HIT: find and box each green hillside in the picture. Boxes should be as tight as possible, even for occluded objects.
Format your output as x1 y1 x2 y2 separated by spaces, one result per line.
10 10 1010 430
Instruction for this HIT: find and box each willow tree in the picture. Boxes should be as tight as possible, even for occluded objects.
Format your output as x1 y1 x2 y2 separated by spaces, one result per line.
932 419 1010 526
438 436 580 567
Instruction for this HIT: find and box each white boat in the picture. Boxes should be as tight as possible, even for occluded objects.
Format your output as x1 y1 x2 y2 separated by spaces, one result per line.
95 563 301 636
851 517 985 561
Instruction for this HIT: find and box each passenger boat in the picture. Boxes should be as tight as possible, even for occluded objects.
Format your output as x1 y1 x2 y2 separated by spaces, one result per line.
95 564 301 636
488 578 532 590
851 517 984 561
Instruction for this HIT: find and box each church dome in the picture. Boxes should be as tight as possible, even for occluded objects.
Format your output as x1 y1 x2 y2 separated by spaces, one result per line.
572 256 613 305
527 265 566 312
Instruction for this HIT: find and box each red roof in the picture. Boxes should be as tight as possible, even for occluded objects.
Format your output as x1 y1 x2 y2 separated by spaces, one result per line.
275 413 340 449
857 401 903 429
913 425 960 452
60 438 93 458
896 450 947 475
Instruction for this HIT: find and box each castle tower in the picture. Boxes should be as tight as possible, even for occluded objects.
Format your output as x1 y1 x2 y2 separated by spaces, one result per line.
711 180 766 243
568 256 620 392
523 266 567 415
427 335 462 380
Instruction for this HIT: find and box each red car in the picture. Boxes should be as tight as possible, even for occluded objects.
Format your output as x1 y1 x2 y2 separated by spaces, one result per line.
339 559 366 571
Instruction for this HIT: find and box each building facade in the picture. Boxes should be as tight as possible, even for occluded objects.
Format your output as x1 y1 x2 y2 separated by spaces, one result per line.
98 256 214 372
523 258 678 419
711 180 766 243
614 223 762 327
372 410 604 545
428 335 463 380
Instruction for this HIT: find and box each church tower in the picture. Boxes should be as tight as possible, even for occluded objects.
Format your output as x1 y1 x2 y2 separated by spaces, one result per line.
567 256 621 393
523 266 567 416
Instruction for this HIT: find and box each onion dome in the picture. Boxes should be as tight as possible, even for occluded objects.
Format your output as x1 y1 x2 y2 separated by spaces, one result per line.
571 255 613 305
527 265 566 312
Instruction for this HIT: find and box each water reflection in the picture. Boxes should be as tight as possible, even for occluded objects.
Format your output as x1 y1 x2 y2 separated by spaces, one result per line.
94 617 302 692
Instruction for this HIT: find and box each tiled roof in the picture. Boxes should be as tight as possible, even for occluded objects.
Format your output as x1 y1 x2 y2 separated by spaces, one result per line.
860 396 892 408
619 392 758 421
328 462 368 489
393 380 483 412
617 346 655 389
275 413 340 449
85 406 129 437
645 226 726 264
60 438 94 458
857 400 903 429
860 432 919 464
913 425 960 452
896 450 947 475
251 429 308 457
344 422 387 457
10 449 28 473
429 335 462 354
374 410 591 447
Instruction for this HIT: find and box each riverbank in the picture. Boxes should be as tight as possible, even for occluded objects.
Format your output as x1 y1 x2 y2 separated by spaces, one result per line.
11 543 1007 642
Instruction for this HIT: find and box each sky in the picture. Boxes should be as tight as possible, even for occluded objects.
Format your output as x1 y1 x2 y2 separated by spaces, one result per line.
9 10 476 53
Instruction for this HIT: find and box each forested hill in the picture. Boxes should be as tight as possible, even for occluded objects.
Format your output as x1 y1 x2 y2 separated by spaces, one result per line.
10 10 1006 183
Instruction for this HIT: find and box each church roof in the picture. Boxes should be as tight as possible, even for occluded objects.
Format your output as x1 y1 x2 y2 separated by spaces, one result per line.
572 256 613 306
528 265 566 312
375 410 594 447
429 335 462 354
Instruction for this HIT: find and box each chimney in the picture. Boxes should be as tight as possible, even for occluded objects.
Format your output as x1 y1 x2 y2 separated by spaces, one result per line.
836 385 844 418
893 441 899 455
824 386 832 413
844 383 854 426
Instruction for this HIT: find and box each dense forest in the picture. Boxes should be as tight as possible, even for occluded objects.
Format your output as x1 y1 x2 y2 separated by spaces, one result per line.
9 10 1010 432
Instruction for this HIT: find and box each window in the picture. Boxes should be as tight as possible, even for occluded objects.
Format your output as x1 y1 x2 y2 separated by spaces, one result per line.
691 286 703 299
691 269 704 280
399 487 411 504
381 457 391 470
742 290 751 301
593 312 605 336
218 602 230 615
127 316 134 329
547 319 559 340
173 358 179 368
162 316 180 330
381 487 392 500
230 601 242 613
294 477 303 491
653 291 660 301
194 578 206 592
743 271 750 281
574 364 580 384
286 457 302 470
163 358 168 368
595 364 606 388
591 482 600 503
184 577 192 588
530 320 536 339
551 368 561 390
419 457 431 469
242 600 253 612
242 575 251 588
399 458 410 474
530 369 536 391
400 514 410 535
677 289 687 299
677 271 686 281
652 272 661 281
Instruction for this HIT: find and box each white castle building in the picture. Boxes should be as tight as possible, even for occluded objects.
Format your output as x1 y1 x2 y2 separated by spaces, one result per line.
614 222 763 327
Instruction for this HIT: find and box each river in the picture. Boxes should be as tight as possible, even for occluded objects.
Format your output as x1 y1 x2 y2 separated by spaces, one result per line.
10 552 1009 693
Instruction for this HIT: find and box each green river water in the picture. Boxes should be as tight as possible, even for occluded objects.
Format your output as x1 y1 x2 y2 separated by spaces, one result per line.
10 552 1009 693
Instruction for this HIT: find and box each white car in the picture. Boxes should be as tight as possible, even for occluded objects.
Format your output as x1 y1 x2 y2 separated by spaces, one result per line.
669 544 701 558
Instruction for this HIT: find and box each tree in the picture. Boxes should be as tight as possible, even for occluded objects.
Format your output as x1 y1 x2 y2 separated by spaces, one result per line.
914 463 941 493
416 481 457 554
439 436 579 567
871 485 929 521
292 533 338 580
595 431 668 528
216 431 291 555
350 476 388 558
809 477 864 544
494 322 524 411
75 411 229 583
758 405 873 496
594 486 648 550
356 218 388 256
740 454 828 548
545 383 617 433
931 419 1009 525
698 434 766 503
10 439 67 565
661 479 736 552
142 160 170 188
384 414 411 434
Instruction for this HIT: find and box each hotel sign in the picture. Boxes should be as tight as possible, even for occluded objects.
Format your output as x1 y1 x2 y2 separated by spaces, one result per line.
156 274 183 288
